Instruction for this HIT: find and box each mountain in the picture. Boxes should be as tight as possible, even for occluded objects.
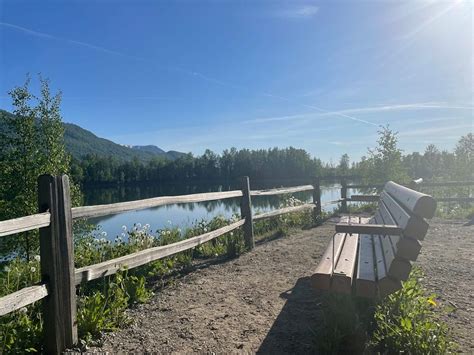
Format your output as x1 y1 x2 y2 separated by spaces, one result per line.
0 109 184 162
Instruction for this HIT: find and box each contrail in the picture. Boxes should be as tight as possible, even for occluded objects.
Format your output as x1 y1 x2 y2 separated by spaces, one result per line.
1 21 379 127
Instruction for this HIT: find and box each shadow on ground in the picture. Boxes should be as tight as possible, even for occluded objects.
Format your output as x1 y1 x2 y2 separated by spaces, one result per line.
257 276 324 354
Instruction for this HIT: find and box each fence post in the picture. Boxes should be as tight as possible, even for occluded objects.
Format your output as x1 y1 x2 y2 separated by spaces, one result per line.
38 175 77 354
240 176 254 250
312 177 322 222
341 178 348 213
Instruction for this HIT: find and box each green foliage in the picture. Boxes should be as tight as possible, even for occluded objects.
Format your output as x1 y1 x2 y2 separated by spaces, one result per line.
0 77 81 259
356 126 409 185
371 268 456 354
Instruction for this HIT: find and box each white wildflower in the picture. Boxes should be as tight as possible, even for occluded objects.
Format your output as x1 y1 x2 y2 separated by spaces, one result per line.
136 223 142 228
30 267 36 273
121 233 126 238
101 231 107 237
100 238 106 243
34 255 41 262
230 232 234 236
122 225 127 232
19 307 28 314
144 223 150 229
203 228 208 233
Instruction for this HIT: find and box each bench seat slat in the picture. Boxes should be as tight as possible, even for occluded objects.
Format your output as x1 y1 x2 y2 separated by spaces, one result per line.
356 234 376 298
311 233 346 290
331 233 359 294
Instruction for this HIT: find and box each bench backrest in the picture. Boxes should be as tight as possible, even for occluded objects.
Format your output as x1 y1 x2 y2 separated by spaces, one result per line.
365 181 436 296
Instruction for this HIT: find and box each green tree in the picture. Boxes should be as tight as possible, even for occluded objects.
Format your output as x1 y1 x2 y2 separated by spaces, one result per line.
338 153 350 176
360 126 409 184
0 76 79 258
454 133 473 180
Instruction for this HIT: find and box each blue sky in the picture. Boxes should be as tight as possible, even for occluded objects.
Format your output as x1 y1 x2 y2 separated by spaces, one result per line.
0 0 472 162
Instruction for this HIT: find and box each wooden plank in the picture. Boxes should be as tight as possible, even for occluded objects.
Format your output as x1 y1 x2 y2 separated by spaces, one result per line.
340 179 348 213
373 234 401 298
384 181 436 219
348 194 380 202
0 212 50 237
253 203 314 221
250 185 314 196
240 177 254 250
71 190 243 219
0 284 49 316
379 201 421 261
312 178 322 219
380 191 429 240
335 223 403 235
311 233 346 290
38 175 78 352
356 234 376 298
75 219 245 284
346 184 384 189
331 232 359 294
373 213 412 282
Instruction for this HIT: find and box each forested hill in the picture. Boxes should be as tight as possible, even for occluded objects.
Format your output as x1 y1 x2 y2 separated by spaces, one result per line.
0 109 184 162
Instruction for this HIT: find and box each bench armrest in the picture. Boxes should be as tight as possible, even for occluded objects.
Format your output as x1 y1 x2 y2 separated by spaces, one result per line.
335 223 403 235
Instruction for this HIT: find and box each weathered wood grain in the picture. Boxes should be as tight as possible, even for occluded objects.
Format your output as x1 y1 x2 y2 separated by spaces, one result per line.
381 191 429 240
312 178 322 219
75 219 245 284
331 232 359 294
348 194 380 202
240 177 254 250
311 233 346 290
335 223 403 235
253 204 314 221
378 200 422 261
71 190 243 219
250 185 314 196
0 284 49 316
0 212 50 237
38 175 78 352
356 234 376 298
384 181 436 219
373 234 401 298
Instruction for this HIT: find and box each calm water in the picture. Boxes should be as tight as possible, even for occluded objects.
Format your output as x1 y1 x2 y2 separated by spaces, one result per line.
81 181 361 240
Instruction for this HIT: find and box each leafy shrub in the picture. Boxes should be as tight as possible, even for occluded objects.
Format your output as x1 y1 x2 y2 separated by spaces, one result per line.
371 268 456 354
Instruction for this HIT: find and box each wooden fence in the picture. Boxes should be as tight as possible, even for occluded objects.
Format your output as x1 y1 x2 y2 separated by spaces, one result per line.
0 174 472 353
0 175 323 354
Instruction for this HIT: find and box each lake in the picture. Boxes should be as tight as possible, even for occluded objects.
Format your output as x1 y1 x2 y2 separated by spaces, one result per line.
81 180 362 240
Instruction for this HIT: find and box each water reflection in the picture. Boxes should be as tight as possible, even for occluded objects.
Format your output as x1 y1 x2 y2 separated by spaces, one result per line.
81 181 352 240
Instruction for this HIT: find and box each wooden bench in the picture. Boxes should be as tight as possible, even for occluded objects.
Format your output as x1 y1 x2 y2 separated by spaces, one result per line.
311 181 436 298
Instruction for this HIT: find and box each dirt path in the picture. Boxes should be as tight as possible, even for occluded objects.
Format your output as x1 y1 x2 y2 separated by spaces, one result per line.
94 218 473 354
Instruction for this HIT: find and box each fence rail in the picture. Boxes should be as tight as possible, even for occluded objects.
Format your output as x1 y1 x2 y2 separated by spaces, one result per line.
0 174 472 354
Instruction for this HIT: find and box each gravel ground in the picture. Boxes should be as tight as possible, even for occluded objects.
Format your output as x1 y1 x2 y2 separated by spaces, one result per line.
90 217 473 354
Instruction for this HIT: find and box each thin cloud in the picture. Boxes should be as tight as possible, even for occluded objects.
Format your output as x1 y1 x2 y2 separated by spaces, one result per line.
398 124 473 138
0 21 142 60
276 5 319 19
319 103 474 116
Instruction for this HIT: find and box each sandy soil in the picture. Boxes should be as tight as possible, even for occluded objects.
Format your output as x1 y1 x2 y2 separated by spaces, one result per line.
91 217 474 354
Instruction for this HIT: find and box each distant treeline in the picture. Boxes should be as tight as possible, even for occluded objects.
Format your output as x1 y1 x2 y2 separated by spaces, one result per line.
71 133 473 186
